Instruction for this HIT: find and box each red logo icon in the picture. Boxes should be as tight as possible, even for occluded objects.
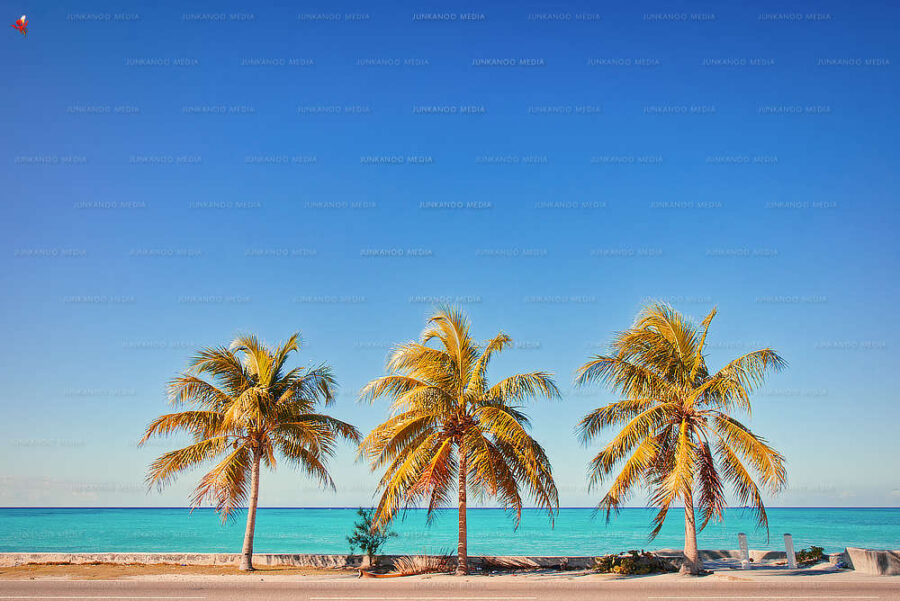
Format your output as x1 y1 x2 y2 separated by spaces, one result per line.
11 14 27 36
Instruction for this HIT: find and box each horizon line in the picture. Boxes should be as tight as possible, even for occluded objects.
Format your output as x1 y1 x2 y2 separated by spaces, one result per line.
2 506 898 510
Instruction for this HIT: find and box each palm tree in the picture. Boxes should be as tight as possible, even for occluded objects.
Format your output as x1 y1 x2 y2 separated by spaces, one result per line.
139 333 360 571
575 304 787 575
359 307 560 575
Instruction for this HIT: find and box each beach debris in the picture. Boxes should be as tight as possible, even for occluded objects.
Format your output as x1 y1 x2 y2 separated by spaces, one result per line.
392 553 453 576
357 552 452 578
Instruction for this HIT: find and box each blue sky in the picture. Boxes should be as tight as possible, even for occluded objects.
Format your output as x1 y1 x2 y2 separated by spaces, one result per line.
1 0 898 509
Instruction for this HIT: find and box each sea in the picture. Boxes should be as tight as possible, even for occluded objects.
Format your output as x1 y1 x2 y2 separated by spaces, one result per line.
1 507 897 555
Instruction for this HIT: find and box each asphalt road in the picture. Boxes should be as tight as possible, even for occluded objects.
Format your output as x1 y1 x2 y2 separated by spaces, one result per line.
1 577 898 601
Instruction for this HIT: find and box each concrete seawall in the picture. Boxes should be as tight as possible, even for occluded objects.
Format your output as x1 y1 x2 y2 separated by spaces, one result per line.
7 549 893 573
0 553 598 569
845 548 900 576
656 548 788 563
0 553 355 569
0 550 787 570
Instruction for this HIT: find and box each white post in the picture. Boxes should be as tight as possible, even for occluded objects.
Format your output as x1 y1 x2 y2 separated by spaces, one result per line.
738 533 750 569
784 533 796 569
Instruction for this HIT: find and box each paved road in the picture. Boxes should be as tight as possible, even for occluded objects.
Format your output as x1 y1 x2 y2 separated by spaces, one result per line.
1 577 898 601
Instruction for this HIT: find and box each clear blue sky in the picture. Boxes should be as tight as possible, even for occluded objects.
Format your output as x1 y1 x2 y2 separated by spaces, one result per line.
1 0 898 509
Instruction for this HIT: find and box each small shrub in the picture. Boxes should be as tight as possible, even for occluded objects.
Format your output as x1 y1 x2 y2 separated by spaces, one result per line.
593 550 674 575
346 508 396 566
594 554 616 573
795 545 826 565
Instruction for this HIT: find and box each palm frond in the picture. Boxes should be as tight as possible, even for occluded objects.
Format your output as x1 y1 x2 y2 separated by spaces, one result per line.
189 346 250 397
146 436 230 491
715 438 770 534
592 435 658 503
695 441 725 531
359 375 436 404
422 306 477 384
167 376 231 409
689 307 717 383
575 354 676 400
713 414 787 493
191 445 252 520
466 333 512 395
139 410 227 444
577 398 656 443
486 371 561 405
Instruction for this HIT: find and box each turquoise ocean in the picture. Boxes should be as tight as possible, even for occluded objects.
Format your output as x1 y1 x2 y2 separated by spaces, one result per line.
1 508 898 555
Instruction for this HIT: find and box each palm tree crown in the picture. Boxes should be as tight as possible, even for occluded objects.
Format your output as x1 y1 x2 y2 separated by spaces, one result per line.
359 308 560 573
139 333 360 570
575 304 787 573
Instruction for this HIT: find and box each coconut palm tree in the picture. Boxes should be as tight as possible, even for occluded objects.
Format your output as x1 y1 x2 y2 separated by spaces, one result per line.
575 304 787 575
359 307 560 575
139 333 360 571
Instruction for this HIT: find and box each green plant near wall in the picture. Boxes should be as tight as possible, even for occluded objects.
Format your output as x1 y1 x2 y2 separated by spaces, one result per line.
346 508 396 566
593 550 675 575
796 545 826 565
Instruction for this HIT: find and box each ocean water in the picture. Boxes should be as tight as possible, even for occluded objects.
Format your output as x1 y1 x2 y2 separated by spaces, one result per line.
1 507 897 555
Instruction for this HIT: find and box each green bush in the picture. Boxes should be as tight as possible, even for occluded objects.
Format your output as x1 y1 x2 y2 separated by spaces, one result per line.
593 550 674 575
795 545 826 565
346 508 396 565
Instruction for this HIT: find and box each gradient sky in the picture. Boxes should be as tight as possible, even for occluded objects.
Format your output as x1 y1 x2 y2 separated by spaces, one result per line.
1 0 898 509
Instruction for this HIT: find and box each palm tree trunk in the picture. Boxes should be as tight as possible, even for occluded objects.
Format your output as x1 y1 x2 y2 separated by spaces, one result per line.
680 490 702 575
456 440 468 576
239 450 262 572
